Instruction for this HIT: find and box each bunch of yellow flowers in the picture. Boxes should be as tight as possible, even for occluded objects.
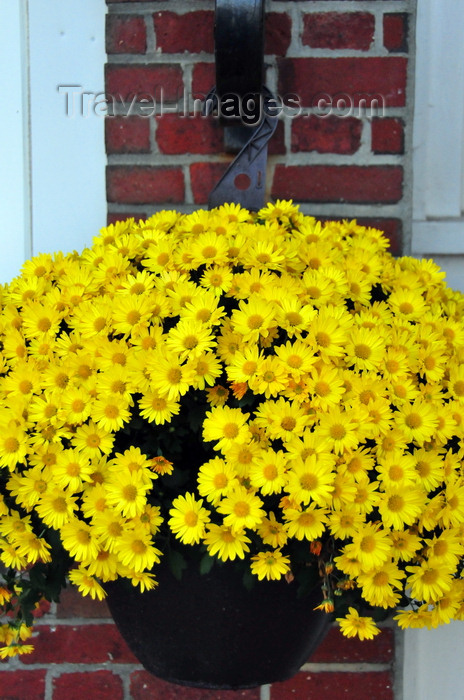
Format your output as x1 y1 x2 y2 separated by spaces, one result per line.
1 200 464 656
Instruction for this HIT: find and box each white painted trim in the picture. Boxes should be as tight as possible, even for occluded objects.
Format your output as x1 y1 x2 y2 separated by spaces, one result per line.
412 1 464 221
0 0 32 282
28 0 107 257
404 625 464 700
411 220 464 254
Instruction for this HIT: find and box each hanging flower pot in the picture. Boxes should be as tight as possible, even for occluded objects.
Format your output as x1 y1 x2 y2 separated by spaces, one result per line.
1 202 464 677
106 555 330 689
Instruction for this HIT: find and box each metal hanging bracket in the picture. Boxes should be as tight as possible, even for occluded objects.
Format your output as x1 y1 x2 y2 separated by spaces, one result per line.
205 0 278 211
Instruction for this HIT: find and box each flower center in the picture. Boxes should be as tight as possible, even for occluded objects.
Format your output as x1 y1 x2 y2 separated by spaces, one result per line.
167 368 182 384
387 494 404 512
247 314 264 330
314 381 330 397
66 463 81 477
131 539 147 554
76 529 91 544
104 405 120 419
299 512 315 526
223 423 239 439
184 511 198 527
183 335 198 350
19 380 33 394
263 464 278 480
4 437 19 453
281 417 296 431
386 360 399 373
373 571 389 587
415 461 430 477
330 423 346 441
307 286 321 299
315 332 330 348
213 473 228 488
422 568 439 585
38 318 52 332
243 360 257 375
355 344 371 360
233 501 250 518
286 312 302 326
399 302 414 314
122 485 138 502
405 413 422 429
433 541 448 557
52 497 68 513
388 465 403 481
360 535 376 552
94 317 106 332
127 310 141 326
300 473 318 491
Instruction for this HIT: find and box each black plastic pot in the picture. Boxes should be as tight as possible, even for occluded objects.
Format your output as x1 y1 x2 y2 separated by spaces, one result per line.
105 557 331 689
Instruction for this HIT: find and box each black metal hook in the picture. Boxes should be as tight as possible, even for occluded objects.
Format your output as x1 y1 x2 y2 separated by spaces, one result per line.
206 88 278 210
205 0 278 211
214 0 264 124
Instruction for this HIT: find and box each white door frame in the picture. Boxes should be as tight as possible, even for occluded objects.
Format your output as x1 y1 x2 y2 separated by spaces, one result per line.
0 0 107 285
411 0 464 292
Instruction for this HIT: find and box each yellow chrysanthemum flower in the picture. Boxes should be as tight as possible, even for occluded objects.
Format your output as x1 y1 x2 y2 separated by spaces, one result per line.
337 607 380 641
168 493 211 545
250 550 291 581
203 524 251 561
217 486 265 533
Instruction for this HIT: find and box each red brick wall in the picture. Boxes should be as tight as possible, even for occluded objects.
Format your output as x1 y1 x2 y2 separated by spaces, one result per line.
105 0 414 254
0 588 397 700
1 2 412 697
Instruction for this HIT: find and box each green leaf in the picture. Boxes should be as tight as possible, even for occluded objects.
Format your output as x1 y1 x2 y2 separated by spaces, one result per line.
241 569 255 591
167 549 187 581
199 553 215 575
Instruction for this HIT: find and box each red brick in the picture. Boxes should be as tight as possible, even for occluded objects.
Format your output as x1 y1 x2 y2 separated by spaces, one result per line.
153 11 214 54
106 15 147 54
278 57 408 108
106 116 151 154
20 624 138 665
270 671 394 700
310 627 394 664
108 212 148 225
190 162 229 204
156 114 223 155
266 12 292 56
291 115 361 154
192 63 215 97
383 13 409 53
56 586 111 619
105 65 183 103
272 165 403 204
269 120 286 155
0 670 46 700
303 12 375 51
107 166 185 204
318 216 402 256
53 671 124 700
130 671 260 700
353 218 403 255
371 118 404 154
